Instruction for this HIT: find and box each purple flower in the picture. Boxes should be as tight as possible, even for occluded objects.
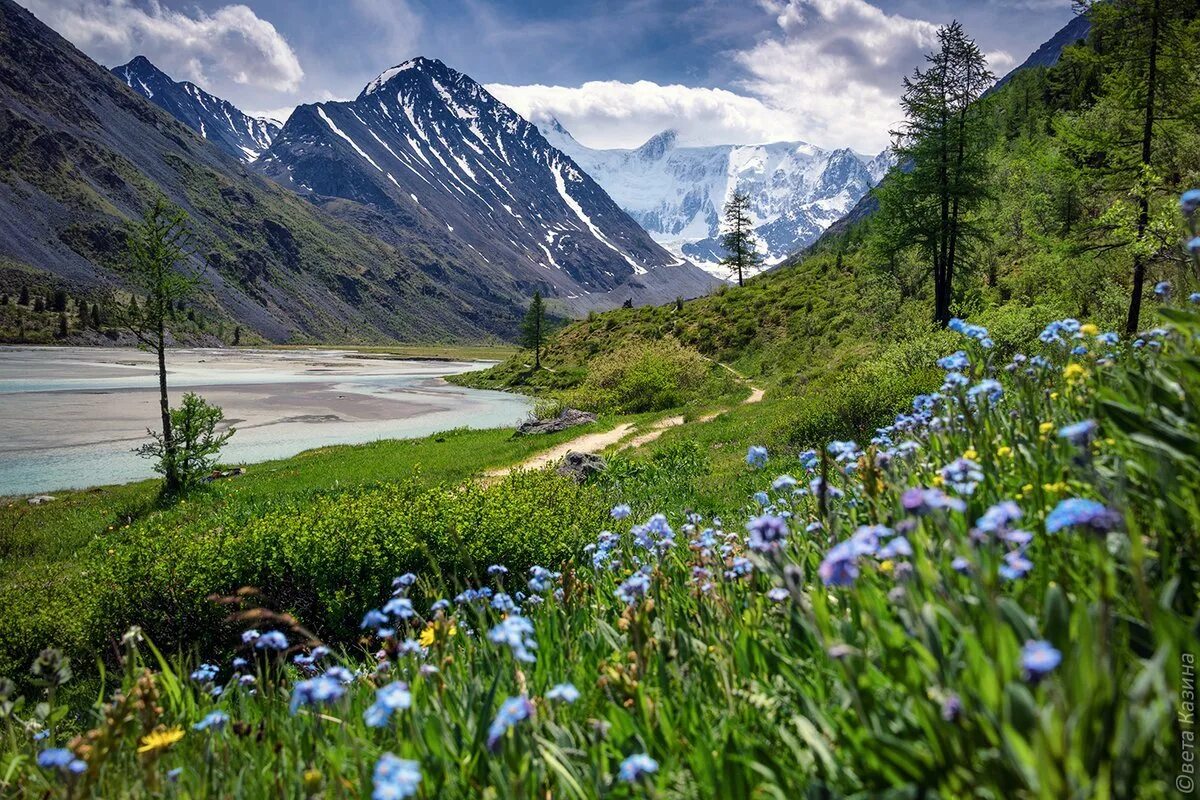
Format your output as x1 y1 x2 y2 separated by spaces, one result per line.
193 711 229 732
819 541 860 587
941 693 962 722
1181 189 1200 217
373 753 421 800
766 587 790 603
254 630 288 651
616 570 652 604
1058 420 1097 447
37 748 87 775
746 445 768 469
488 615 537 663
902 487 965 515
1020 639 1062 683
877 535 912 560
941 457 983 495
361 609 388 630
999 550 1033 581
1045 498 1119 534
546 683 580 703
746 514 789 553
364 682 412 728
975 501 1023 534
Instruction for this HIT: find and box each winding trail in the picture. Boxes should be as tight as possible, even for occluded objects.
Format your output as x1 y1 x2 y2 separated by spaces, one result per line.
482 362 764 481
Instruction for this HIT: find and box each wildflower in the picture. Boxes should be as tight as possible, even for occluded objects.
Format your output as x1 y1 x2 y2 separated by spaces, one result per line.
254 630 288 651
361 609 389 630
383 597 416 620
940 457 983 495
753 490 770 507
167 767 183 783
1154 281 1171 299
36 748 87 775
137 726 185 754
948 318 992 347
1182 189 1200 217
975 501 1023 534
289 673 346 714
967 379 1003 404
999 550 1034 581
1058 419 1097 447
1020 640 1062 683
937 350 969 371
996 445 1012 458
877 536 912 560
772 474 798 492
392 573 417 592
746 514 789 553
372 753 422 800
1062 363 1087 383
364 682 412 727
798 449 819 470
951 556 972 574
616 571 652 605
491 592 516 613
1045 498 1119 534
430 598 450 613
528 565 557 593
546 683 580 703
746 445 768 468
819 541 860 587
488 615 538 663
487 564 508 576
941 693 962 722
901 487 965 515
487 696 534 751
618 753 659 783
241 629 260 644
1188 237 1200 255
190 663 219 683
611 503 631 519
193 711 229 732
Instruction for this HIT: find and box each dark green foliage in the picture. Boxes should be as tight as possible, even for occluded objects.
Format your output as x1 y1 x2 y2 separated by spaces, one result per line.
17 286 28 305
718 189 762 287
136 393 234 491
520 291 546 369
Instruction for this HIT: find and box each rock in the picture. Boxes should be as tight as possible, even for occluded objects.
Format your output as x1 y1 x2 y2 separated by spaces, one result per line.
27 495 57 505
517 408 597 435
557 451 606 483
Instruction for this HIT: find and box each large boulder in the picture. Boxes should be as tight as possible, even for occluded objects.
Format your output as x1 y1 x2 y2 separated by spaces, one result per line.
517 408 597 436
556 451 606 483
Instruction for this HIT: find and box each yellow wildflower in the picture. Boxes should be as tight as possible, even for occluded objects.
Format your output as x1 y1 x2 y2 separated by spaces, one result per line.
137 726 184 754
1050 391 1060 400
879 560 895 574
963 448 978 461
419 621 457 648
1080 323 1099 336
1022 484 1034 495
932 474 944 487
1038 422 1054 435
1063 363 1088 382
996 445 1012 458
1043 481 1068 494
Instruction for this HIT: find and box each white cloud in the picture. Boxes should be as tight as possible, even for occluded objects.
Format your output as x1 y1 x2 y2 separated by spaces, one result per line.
487 80 803 150
489 0 976 154
26 0 304 92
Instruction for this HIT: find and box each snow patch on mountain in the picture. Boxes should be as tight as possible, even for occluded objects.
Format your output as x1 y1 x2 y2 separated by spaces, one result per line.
538 116 892 279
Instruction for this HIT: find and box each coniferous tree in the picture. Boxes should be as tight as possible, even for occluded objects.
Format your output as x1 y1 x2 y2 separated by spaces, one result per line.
18 286 28 306
1061 1 1200 333
77 300 89 327
877 21 994 326
718 190 762 287
91 304 101 328
33 296 45 313
51 290 67 312
1 293 8 305
233 325 241 346
116 198 201 495
521 291 547 369
57 313 68 338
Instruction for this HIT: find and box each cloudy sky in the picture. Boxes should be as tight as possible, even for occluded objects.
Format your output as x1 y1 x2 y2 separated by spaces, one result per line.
29 0 1076 153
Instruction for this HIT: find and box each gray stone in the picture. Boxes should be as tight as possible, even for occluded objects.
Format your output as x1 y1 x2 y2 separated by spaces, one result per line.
556 451 607 483
27 495 57 505
517 408 597 436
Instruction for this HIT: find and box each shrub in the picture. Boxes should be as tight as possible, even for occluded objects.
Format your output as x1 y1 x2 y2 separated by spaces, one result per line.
136 393 234 492
565 338 734 413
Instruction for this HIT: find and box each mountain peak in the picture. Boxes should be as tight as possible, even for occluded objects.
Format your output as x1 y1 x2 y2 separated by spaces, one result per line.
359 56 451 98
636 129 677 159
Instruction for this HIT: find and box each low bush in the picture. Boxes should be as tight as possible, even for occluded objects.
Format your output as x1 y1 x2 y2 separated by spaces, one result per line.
564 338 736 413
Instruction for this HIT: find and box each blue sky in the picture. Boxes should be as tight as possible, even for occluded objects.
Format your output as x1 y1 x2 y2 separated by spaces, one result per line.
31 0 1077 152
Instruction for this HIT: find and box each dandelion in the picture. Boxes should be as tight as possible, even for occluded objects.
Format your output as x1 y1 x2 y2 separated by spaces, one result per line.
193 711 229 732
364 682 412 728
137 726 185 754
746 445 768 468
546 683 580 703
1046 498 1119 533
618 753 659 783
1020 639 1062 683
487 696 534 751
372 753 421 800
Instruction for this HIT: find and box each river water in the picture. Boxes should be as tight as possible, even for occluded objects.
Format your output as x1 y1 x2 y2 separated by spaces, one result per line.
0 346 530 496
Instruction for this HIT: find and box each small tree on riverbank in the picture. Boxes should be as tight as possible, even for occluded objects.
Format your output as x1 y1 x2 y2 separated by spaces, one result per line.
117 198 225 495
719 190 762 287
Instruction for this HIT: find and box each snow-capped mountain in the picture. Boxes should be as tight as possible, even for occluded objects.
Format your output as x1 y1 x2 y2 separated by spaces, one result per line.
256 57 716 311
112 56 280 162
538 117 891 278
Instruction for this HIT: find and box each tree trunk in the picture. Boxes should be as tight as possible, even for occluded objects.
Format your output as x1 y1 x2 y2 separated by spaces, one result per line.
1126 0 1160 335
157 306 178 493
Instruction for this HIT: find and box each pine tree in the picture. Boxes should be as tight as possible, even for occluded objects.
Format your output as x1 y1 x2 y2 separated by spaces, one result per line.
51 289 67 312
718 190 762 287
91 304 101 328
521 291 547 369
18 286 28 306
877 21 994 326
57 313 68 338
233 325 241 346
1063 1 1200 333
33 296 45 313
77 300 89 326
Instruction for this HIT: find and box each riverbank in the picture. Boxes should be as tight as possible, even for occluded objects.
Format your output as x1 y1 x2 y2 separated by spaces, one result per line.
0 346 529 496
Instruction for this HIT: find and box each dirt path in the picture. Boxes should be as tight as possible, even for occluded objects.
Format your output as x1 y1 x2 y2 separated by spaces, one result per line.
483 364 765 481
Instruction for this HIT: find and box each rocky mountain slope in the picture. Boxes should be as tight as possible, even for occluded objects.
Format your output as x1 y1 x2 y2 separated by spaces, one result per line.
0 0 521 342
538 118 890 278
255 57 717 312
111 56 280 162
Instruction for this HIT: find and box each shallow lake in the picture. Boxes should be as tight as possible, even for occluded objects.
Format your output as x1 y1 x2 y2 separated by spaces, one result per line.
0 346 531 495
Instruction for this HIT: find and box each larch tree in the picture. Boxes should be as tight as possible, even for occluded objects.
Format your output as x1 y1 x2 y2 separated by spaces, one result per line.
719 190 762 287
521 291 547 369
